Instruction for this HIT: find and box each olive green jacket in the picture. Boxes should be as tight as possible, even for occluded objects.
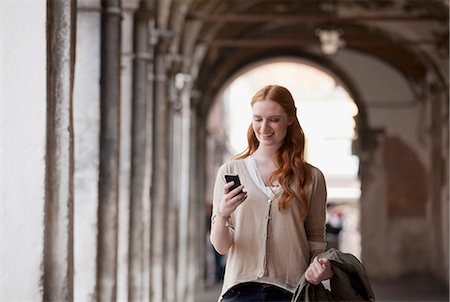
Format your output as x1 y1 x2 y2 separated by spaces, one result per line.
291 248 375 302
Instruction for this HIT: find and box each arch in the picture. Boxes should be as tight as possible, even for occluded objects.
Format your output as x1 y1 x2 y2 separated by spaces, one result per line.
197 50 370 152
205 57 364 259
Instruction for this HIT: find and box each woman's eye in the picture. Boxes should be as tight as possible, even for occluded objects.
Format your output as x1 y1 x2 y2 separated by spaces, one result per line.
253 118 262 122
270 118 280 122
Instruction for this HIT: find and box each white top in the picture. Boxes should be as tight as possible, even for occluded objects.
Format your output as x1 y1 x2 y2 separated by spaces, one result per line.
244 156 282 200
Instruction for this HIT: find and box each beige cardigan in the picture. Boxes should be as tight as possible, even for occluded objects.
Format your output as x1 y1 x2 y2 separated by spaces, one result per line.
211 159 327 299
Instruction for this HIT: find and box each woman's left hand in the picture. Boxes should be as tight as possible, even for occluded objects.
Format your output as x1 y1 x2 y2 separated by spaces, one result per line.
304 257 333 285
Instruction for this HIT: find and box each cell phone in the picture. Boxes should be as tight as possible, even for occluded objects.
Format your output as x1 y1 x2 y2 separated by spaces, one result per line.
225 174 242 192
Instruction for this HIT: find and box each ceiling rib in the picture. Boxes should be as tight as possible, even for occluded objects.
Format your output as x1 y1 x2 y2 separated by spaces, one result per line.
210 38 438 48
188 13 446 23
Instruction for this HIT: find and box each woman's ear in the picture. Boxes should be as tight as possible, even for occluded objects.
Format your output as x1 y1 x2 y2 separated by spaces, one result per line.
288 117 294 125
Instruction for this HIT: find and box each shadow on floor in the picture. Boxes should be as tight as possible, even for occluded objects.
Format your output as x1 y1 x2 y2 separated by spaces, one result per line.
195 274 449 302
371 274 448 302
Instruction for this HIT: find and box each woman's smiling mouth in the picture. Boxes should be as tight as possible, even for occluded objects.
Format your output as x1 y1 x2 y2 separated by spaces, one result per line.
260 132 274 137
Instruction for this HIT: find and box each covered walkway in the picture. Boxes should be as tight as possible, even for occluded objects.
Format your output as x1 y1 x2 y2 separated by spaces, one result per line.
2 1 449 301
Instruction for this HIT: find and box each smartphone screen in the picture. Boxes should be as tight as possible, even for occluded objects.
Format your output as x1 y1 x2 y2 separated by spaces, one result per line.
225 174 241 192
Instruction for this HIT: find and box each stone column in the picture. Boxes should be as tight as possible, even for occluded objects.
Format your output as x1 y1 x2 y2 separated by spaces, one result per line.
359 130 389 278
176 80 194 302
96 0 122 300
150 30 171 302
43 0 76 301
127 1 154 301
185 110 198 302
117 1 139 301
165 72 183 302
195 118 207 292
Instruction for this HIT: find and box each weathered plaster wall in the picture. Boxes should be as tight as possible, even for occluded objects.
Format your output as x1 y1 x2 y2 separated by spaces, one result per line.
1 1 47 300
72 2 101 300
335 49 428 164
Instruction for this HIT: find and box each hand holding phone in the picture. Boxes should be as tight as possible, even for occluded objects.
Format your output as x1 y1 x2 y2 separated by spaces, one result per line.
219 174 247 220
225 174 242 192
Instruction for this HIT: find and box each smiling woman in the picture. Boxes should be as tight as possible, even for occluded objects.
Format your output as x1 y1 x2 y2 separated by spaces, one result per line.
217 60 362 258
210 84 332 302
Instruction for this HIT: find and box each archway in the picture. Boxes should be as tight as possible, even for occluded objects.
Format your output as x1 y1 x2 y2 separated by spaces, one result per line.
204 57 364 285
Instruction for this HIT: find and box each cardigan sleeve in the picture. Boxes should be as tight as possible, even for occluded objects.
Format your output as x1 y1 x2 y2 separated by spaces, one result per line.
304 167 327 253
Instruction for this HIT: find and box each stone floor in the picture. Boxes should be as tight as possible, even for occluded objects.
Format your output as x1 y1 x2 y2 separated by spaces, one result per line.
195 274 449 302
370 274 449 302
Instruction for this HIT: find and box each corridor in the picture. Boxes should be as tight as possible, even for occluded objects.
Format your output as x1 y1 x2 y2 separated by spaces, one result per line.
2 0 449 301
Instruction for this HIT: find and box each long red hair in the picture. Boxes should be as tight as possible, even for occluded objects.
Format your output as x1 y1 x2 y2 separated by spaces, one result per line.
235 85 312 214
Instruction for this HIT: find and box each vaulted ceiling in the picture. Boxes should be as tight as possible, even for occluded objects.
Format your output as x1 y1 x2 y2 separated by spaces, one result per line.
164 0 449 116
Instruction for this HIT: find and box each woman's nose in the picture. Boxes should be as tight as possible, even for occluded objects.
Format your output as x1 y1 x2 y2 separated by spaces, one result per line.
262 120 269 130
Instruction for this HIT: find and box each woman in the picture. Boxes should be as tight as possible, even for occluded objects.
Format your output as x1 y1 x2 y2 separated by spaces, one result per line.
210 85 333 301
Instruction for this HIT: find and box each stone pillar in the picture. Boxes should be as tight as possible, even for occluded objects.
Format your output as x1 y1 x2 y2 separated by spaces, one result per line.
127 1 153 301
165 72 184 302
150 31 171 302
184 106 207 301
117 1 139 301
360 128 430 278
176 80 194 302
96 0 121 300
186 110 199 302
141 19 155 302
195 118 207 293
359 130 389 278
43 0 76 300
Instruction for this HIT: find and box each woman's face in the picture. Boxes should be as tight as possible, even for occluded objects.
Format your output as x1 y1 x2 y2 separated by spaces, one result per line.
252 99 293 149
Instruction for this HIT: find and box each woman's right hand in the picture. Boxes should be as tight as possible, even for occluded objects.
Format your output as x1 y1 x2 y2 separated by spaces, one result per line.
217 181 248 219
210 181 248 255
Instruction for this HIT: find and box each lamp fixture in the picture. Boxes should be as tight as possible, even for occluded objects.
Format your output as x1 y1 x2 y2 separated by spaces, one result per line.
315 27 345 56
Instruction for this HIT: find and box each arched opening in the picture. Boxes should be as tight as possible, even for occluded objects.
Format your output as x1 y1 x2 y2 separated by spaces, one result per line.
204 58 362 286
